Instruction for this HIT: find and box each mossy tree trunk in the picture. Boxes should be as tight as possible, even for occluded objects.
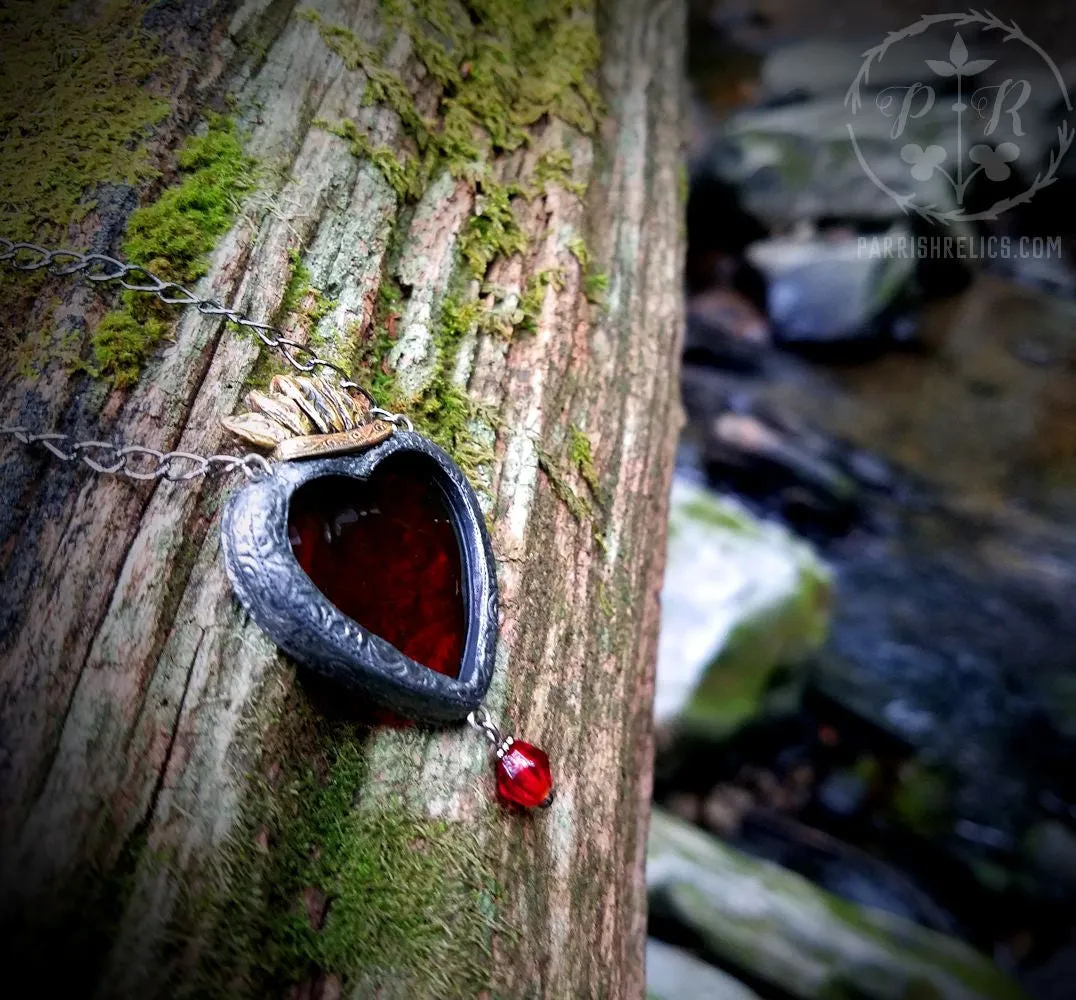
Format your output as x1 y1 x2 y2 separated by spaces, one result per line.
0 1 685 996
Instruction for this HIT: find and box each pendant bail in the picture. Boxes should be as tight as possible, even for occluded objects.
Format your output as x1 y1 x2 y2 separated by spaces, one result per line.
467 706 502 746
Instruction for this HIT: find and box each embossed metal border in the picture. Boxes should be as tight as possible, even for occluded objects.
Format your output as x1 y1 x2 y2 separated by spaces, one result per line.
221 431 498 722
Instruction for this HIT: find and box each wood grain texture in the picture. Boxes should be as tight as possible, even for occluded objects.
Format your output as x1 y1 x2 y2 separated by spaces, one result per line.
0 0 685 995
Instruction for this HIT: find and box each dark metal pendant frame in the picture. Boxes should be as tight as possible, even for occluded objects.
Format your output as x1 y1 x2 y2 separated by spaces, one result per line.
221 431 498 722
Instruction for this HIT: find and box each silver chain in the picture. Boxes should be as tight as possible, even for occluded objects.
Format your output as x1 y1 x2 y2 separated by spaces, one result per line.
0 239 412 479
0 239 360 387
0 427 273 481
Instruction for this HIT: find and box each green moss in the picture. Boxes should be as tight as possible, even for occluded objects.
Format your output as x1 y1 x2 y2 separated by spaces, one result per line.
306 0 601 263
405 294 497 477
566 236 590 269
567 235 611 309
353 267 564 479
509 5 603 133
682 566 831 740
348 276 407 405
278 248 336 329
297 1 604 479
348 280 495 481
385 0 602 160
0 0 169 240
14 323 83 380
534 424 609 530
91 311 172 387
298 0 603 465
514 267 565 335
0 0 172 357
307 295 334 328
91 116 257 384
819 889 1026 1000
567 424 602 502
278 250 313 319
653 811 1027 1000
677 495 763 535
534 149 587 197
597 581 615 620
181 705 506 997
458 175 528 279
468 268 566 341
538 447 591 523
302 9 432 147
316 118 429 201
584 270 609 306
124 118 255 278
385 1 461 90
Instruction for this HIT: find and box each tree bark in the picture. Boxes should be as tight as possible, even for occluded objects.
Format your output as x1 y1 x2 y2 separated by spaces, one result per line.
0 1 685 996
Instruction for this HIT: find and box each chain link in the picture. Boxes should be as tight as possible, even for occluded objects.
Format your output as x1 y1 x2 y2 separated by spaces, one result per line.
1 427 274 482
370 407 415 432
467 707 502 746
0 238 361 386
0 239 420 481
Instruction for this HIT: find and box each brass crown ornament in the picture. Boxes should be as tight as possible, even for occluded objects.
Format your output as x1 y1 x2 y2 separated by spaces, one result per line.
221 374 395 461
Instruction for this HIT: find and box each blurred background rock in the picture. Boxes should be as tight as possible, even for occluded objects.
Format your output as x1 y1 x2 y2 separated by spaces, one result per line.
649 1 1076 997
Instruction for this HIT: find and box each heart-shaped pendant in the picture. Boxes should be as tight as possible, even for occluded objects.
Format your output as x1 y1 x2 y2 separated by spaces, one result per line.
1 246 555 808
221 431 498 722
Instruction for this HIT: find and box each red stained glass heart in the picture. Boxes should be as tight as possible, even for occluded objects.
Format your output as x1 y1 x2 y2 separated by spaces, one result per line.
287 455 466 678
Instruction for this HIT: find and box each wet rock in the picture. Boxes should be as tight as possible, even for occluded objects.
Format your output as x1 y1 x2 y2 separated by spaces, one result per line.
955 821 1014 853
1023 821 1076 892
813 507 1076 842
668 792 703 826
680 14 1076 968
654 478 831 736
754 35 1033 106
747 225 917 342
741 765 811 813
1022 940 1076 1000
648 809 1027 1000
722 34 1061 229
817 767 868 818
987 237 1076 301
731 808 961 934
709 412 862 506
687 403 895 538
757 40 862 102
759 36 1059 118
889 761 953 839
686 174 770 295
646 938 761 1000
707 99 958 225
702 785 755 838
844 448 896 492
685 286 771 371
737 273 1076 829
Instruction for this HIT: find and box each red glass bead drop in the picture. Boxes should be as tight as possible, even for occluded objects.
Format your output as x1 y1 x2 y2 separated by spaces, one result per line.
495 740 554 809
288 455 466 678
